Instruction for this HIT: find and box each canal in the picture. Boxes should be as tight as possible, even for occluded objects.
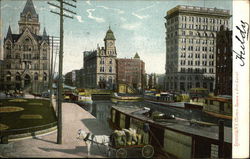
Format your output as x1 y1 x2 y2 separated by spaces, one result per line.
79 100 232 129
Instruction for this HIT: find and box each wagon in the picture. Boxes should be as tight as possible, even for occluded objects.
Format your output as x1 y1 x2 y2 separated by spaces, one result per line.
109 143 154 158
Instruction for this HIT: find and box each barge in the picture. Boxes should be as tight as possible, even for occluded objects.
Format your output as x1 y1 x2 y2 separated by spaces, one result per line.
109 105 232 159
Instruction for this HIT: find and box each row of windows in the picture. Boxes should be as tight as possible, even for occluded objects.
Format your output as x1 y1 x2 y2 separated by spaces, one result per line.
179 60 214 66
5 53 47 60
5 63 47 70
180 67 214 73
100 66 112 73
100 58 113 64
166 75 214 81
179 46 215 52
5 72 47 81
5 44 47 52
168 15 228 25
179 53 214 59
180 38 215 45
167 29 218 38
99 76 113 83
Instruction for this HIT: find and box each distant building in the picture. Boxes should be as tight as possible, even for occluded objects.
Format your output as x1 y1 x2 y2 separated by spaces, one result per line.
215 26 232 96
146 73 165 91
0 60 4 90
116 53 145 91
3 0 50 93
164 5 231 93
83 27 117 89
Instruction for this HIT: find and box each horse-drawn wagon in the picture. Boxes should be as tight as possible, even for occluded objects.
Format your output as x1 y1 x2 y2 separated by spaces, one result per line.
77 128 154 158
109 128 154 158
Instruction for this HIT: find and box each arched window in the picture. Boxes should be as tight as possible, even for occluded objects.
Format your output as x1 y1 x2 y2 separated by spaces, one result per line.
6 71 11 81
34 72 38 80
108 76 112 83
16 72 21 81
43 72 47 81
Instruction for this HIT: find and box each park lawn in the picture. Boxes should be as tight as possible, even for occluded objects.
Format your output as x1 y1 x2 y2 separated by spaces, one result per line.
0 98 57 132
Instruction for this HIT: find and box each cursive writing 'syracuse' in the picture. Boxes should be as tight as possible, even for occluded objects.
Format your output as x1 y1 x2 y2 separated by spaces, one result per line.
233 20 249 67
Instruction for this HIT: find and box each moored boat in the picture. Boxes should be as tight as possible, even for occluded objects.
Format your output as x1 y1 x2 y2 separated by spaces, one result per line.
109 105 232 159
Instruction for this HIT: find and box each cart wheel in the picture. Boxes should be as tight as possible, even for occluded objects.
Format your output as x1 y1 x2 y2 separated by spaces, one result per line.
142 145 154 158
116 148 127 158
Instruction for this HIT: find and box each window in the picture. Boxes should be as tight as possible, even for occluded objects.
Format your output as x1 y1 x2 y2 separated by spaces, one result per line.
108 76 112 83
34 72 38 80
109 59 112 64
43 63 47 70
100 67 104 72
16 73 21 81
6 63 11 69
43 73 47 81
109 66 112 73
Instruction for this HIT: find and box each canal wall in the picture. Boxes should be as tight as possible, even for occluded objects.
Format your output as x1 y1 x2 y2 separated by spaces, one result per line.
0 101 111 158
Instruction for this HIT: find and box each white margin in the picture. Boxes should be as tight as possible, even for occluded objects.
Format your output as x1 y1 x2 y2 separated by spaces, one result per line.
233 0 250 158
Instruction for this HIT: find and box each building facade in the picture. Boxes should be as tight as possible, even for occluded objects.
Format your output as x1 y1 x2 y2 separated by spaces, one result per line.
84 27 117 89
214 26 232 96
116 53 145 91
0 60 4 90
164 5 231 93
3 0 50 93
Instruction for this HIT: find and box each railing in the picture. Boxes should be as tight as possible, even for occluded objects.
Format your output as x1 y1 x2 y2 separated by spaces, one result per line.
0 121 57 137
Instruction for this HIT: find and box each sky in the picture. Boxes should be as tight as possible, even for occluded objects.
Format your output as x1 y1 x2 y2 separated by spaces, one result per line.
0 0 232 74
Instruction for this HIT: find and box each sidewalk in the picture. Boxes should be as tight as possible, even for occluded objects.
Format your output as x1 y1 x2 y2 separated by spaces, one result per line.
0 99 111 158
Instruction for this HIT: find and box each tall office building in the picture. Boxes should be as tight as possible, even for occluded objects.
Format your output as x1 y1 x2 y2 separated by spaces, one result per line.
164 5 231 93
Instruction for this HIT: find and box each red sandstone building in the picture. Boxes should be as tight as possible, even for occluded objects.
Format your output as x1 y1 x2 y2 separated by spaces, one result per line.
215 26 232 96
116 53 145 91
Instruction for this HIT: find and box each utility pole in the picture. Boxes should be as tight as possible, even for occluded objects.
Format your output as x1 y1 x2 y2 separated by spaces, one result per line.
49 36 60 107
48 0 77 144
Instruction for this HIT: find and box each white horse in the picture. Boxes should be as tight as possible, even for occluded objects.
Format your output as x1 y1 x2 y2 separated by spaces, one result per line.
76 129 111 157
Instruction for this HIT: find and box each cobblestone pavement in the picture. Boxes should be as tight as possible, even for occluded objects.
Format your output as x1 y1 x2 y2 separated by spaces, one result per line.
0 95 111 158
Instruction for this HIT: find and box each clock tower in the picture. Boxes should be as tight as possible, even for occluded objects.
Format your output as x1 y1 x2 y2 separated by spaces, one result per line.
104 26 116 56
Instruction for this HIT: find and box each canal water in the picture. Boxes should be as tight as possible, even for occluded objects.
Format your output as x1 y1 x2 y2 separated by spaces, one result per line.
79 100 232 128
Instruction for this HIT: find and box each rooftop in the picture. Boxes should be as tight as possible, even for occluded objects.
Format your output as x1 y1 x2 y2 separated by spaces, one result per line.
166 5 231 17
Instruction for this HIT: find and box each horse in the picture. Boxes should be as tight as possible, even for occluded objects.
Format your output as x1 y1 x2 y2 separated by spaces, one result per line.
76 129 111 157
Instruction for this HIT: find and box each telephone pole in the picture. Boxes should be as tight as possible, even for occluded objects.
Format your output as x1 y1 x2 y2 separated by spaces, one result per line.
48 0 77 144
49 36 60 106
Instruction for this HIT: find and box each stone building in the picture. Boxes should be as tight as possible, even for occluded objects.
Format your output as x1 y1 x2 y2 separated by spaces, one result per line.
83 27 117 89
3 0 50 93
116 53 145 91
214 26 232 96
164 5 231 93
0 60 4 90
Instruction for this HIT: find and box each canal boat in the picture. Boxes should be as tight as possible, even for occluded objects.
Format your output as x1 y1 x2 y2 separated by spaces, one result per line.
202 96 232 119
109 105 232 159
111 93 143 102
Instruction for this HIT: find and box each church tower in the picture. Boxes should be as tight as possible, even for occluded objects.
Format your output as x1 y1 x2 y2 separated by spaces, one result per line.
18 0 40 34
104 26 116 56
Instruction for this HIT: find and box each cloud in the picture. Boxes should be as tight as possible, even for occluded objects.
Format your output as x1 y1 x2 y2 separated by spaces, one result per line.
132 3 157 20
120 17 127 22
121 22 141 31
86 1 92 6
0 4 9 9
86 9 105 23
75 15 84 23
1 4 22 10
132 12 149 20
137 3 156 12
97 6 124 14
49 5 56 10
